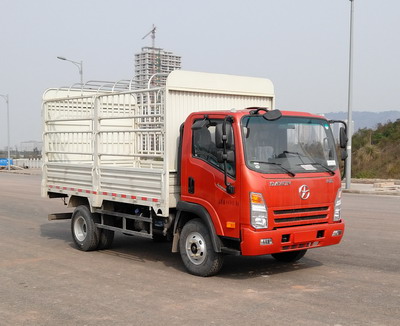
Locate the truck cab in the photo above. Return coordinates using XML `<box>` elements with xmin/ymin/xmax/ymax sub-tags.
<box><xmin>176</xmin><ymin>107</ymin><xmax>345</xmax><ymax>275</ymax></box>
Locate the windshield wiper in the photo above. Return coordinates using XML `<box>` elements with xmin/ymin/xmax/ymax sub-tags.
<box><xmin>276</xmin><ymin>151</ymin><xmax>308</xmax><ymax>164</ymax></box>
<box><xmin>280</xmin><ymin>152</ymin><xmax>336</xmax><ymax>176</ymax></box>
<box><xmin>277</xmin><ymin>150</ymin><xmax>305</xmax><ymax>158</ymax></box>
<box><xmin>283</xmin><ymin>150</ymin><xmax>302</xmax><ymax>156</ymax></box>
<box><xmin>306</xmin><ymin>162</ymin><xmax>335</xmax><ymax>176</ymax></box>
<box><xmin>250</xmin><ymin>161</ymin><xmax>296</xmax><ymax>177</ymax></box>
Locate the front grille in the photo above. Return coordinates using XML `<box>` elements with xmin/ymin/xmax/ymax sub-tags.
<box><xmin>274</xmin><ymin>206</ymin><xmax>328</xmax><ymax>215</ymax></box>
<box><xmin>274</xmin><ymin>214</ymin><xmax>328</xmax><ymax>223</ymax></box>
<box><xmin>272</xmin><ymin>206</ymin><xmax>330</xmax><ymax>228</ymax></box>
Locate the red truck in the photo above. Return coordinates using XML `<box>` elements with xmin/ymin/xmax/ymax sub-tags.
<box><xmin>42</xmin><ymin>70</ymin><xmax>347</xmax><ymax>276</ymax></box>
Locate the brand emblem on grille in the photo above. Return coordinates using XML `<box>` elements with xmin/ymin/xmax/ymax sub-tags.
<box><xmin>299</xmin><ymin>185</ymin><xmax>310</xmax><ymax>200</ymax></box>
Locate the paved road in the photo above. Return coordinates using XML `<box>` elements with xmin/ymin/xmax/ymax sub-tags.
<box><xmin>0</xmin><ymin>173</ymin><xmax>399</xmax><ymax>326</ymax></box>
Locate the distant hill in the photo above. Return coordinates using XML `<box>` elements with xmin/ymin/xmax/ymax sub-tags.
<box><xmin>351</xmin><ymin>119</ymin><xmax>400</xmax><ymax>178</ymax></box>
<box><xmin>324</xmin><ymin>111</ymin><xmax>400</xmax><ymax>131</ymax></box>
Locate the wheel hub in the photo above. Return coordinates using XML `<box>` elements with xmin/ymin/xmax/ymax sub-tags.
<box><xmin>74</xmin><ymin>215</ymin><xmax>87</xmax><ymax>242</ymax></box>
<box><xmin>185</xmin><ymin>232</ymin><xmax>206</xmax><ymax>265</ymax></box>
<box><xmin>190</xmin><ymin>243</ymin><xmax>198</xmax><ymax>254</ymax></box>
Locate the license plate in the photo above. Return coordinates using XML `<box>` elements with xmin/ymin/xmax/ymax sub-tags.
<box><xmin>294</xmin><ymin>231</ymin><xmax>316</xmax><ymax>243</ymax></box>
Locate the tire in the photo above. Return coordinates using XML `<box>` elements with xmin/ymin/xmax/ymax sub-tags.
<box><xmin>71</xmin><ymin>205</ymin><xmax>100</xmax><ymax>251</ymax></box>
<box><xmin>271</xmin><ymin>249</ymin><xmax>307</xmax><ymax>262</ymax></box>
<box><xmin>97</xmin><ymin>229</ymin><xmax>114</xmax><ymax>250</ymax></box>
<box><xmin>179</xmin><ymin>218</ymin><xmax>223</xmax><ymax>277</ymax></box>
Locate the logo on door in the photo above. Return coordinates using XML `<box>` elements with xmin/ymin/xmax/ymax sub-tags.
<box><xmin>299</xmin><ymin>185</ymin><xmax>310</xmax><ymax>200</ymax></box>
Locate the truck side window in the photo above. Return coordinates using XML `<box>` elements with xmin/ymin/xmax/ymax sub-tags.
<box><xmin>192</xmin><ymin>120</ymin><xmax>235</xmax><ymax>177</ymax></box>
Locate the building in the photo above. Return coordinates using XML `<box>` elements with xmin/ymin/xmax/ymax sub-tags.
<box><xmin>19</xmin><ymin>140</ymin><xmax>43</xmax><ymax>152</ymax></box>
<box><xmin>134</xmin><ymin>47</ymin><xmax>181</xmax><ymax>88</ymax></box>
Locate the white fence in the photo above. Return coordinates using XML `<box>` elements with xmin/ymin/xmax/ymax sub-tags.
<box><xmin>14</xmin><ymin>158</ymin><xmax>42</xmax><ymax>169</ymax></box>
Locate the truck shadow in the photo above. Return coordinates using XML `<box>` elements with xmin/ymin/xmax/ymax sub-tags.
<box><xmin>218</xmin><ymin>256</ymin><xmax>322</xmax><ymax>279</ymax></box>
<box><xmin>40</xmin><ymin>222</ymin><xmax>185</xmax><ymax>272</ymax></box>
<box><xmin>40</xmin><ymin>222</ymin><xmax>322</xmax><ymax>279</ymax></box>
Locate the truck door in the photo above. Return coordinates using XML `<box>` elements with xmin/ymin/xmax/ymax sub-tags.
<box><xmin>182</xmin><ymin>116</ymin><xmax>241</xmax><ymax>239</ymax></box>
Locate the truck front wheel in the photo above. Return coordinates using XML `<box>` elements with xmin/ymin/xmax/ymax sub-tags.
<box><xmin>271</xmin><ymin>249</ymin><xmax>307</xmax><ymax>262</ymax></box>
<box><xmin>179</xmin><ymin>218</ymin><xmax>223</xmax><ymax>277</ymax></box>
<box><xmin>71</xmin><ymin>205</ymin><xmax>100</xmax><ymax>251</ymax></box>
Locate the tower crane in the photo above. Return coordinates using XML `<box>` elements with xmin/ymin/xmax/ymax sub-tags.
<box><xmin>141</xmin><ymin>24</ymin><xmax>159</xmax><ymax>85</ymax></box>
<box><xmin>142</xmin><ymin>24</ymin><xmax>156</xmax><ymax>49</ymax></box>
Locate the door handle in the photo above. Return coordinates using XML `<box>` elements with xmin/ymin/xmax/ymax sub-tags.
<box><xmin>188</xmin><ymin>177</ymin><xmax>195</xmax><ymax>194</ymax></box>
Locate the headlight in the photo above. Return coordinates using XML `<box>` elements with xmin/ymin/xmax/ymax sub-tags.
<box><xmin>250</xmin><ymin>192</ymin><xmax>268</xmax><ymax>229</ymax></box>
<box><xmin>333</xmin><ymin>188</ymin><xmax>342</xmax><ymax>222</ymax></box>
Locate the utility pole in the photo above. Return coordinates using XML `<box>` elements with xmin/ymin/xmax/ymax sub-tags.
<box><xmin>0</xmin><ymin>94</ymin><xmax>11</xmax><ymax>171</ymax></box>
<box><xmin>345</xmin><ymin>0</ymin><xmax>355</xmax><ymax>189</ymax></box>
<box><xmin>57</xmin><ymin>56</ymin><xmax>84</xmax><ymax>86</ymax></box>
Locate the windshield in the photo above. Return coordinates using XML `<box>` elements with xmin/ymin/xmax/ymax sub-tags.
<box><xmin>241</xmin><ymin>115</ymin><xmax>338</xmax><ymax>175</ymax></box>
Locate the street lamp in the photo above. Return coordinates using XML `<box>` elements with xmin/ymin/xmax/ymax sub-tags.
<box><xmin>57</xmin><ymin>56</ymin><xmax>83</xmax><ymax>85</ymax></box>
<box><xmin>0</xmin><ymin>94</ymin><xmax>11</xmax><ymax>171</ymax></box>
<box><xmin>345</xmin><ymin>0</ymin><xmax>355</xmax><ymax>189</ymax></box>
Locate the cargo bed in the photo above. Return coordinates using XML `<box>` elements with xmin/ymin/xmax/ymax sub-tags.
<box><xmin>42</xmin><ymin>70</ymin><xmax>274</xmax><ymax>217</ymax></box>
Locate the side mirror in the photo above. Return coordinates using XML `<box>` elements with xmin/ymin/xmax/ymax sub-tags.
<box><xmin>341</xmin><ymin>148</ymin><xmax>348</xmax><ymax>161</ymax></box>
<box><xmin>216</xmin><ymin>149</ymin><xmax>235</xmax><ymax>164</ymax></box>
<box><xmin>216</xmin><ymin>117</ymin><xmax>235</xmax><ymax>194</ymax></box>
<box><xmin>215</xmin><ymin>123</ymin><xmax>233</xmax><ymax>149</ymax></box>
<box><xmin>192</xmin><ymin>118</ymin><xmax>210</xmax><ymax>130</ymax></box>
<box><xmin>339</xmin><ymin>127</ymin><xmax>348</xmax><ymax>149</ymax></box>
<box><xmin>242</xmin><ymin>126</ymin><xmax>250</xmax><ymax>138</ymax></box>
<box><xmin>323</xmin><ymin>138</ymin><xmax>330</xmax><ymax>151</ymax></box>
<box><xmin>263</xmin><ymin>109</ymin><xmax>282</xmax><ymax>121</ymax></box>
<box><xmin>329</xmin><ymin>120</ymin><xmax>348</xmax><ymax>179</ymax></box>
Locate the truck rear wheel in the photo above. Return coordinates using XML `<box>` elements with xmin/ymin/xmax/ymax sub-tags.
<box><xmin>271</xmin><ymin>249</ymin><xmax>307</xmax><ymax>262</ymax></box>
<box><xmin>71</xmin><ymin>205</ymin><xmax>100</xmax><ymax>251</ymax></box>
<box><xmin>179</xmin><ymin>218</ymin><xmax>223</xmax><ymax>277</ymax></box>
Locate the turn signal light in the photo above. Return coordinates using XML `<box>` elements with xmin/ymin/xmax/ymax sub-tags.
<box><xmin>251</xmin><ymin>193</ymin><xmax>264</xmax><ymax>204</ymax></box>
<box><xmin>226</xmin><ymin>222</ymin><xmax>236</xmax><ymax>229</ymax></box>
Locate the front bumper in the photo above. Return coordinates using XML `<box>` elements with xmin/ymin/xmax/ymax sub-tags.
<box><xmin>240</xmin><ymin>221</ymin><xmax>345</xmax><ymax>256</ymax></box>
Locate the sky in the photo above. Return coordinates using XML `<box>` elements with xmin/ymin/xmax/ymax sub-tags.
<box><xmin>0</xmin><ymin>0</ymin><xmax>399</xmax><ymax>149</ymax></box>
